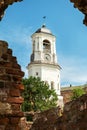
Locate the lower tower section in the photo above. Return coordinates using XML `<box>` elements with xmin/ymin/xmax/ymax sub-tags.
<box><xmin>27</xmin><ymin>62</ymin><xmax>63</xmax><ymax>107</ymax></box>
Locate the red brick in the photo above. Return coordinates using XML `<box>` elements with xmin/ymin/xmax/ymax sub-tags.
<box><xmin>0</xmin><ymin>74</ymin><xmax>12</xmax><ymax>81</ymax></box>
<box><xmin>9</xmin><ymin>89</ymin><xmax>20</xmax><ymax>97</ymax></box>
<box><xmin>6</xmin><ymin>68</ymin><xmax>24</xmax><ymax>77</ymax></box>
<box><xmin>10</xmin><ymin>117</ymin><xmax>20</xmax><ymax>124</ymax></box>
<box><xmin>5</xmin><ymin>82</ymin><xmax>17</xmax><ymax>89</ymax></box>
<box><xmin>16</xmin><ymin>84</ymin><xmax>24</xmax><ymax>90</ymax></box>
<box><xmin>0</xmin><ymin>41</ymin><xmax>24</xmax><ymax>129</ymax></box>
<box><xmin>0</xmin><ymin>118</ymin><xmax>9</xmax><ymax>125</ymax></box>
<box><xmin>12</xmin><ymin>63</ymin><xmax>21</xmax><ymax>69</ymax></box>
<box><xmin>7</xmin><ymin>97</ymin><xmax>24</xmax><ymax>104</ymax></box>
<box><xmin>0</xmin><ymin>61</ymin><xmax>8</xmax><ymax>67</ymax></box>
<box><xmin>12</xmin><ymin>111</ymin><xmax>24</xmax><ymax>117</ymax></box>
<box><xmin>12</xmin><ymin>75</ymin><xmax>22</xmax><ymax>82</ymax></box>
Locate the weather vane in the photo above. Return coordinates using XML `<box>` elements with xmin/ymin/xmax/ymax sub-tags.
<box><xmin>43</xmin><ymin>16</ymin><xmax>46</xmax><ymax>26</ymax></box>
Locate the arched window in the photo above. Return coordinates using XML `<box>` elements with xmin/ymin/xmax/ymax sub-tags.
<box><xmin>43</xmin><ymin>39</ymin><xmax>51</xmax><ymax>52</ymax></box>
<box><xmin>51</xmin><ymin>81</ymin><xmax>54</xmax><ymax>89</ymax></box>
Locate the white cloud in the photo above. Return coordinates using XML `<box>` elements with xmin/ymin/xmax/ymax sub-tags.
<box><xmin>58</xmin><ymin>54</ymin><xmax>87</xmax><ymax>87</ymax></box>
<box><xmin>0</xmin><ymin>25</ymin><xmax>32</xmax><ymax>49</ymax></box>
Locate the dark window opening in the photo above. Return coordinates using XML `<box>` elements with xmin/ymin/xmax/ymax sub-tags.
<box><xmin>43</xmin><ymin>39</ymin><xmax>51</xmax><ymax>52</ymax></box>
<box><xmin>36</xmin><ymin>72</ymin><xmax>38</xmax><ymax>76</ymax></box>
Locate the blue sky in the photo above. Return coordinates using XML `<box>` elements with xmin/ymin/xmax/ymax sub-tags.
<box><xmin>0</xmin><ymin>0</ymin><xmax>87</xmax><ymax>87</ymax></box>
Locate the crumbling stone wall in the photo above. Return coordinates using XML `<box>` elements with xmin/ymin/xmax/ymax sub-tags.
<box><xmin>55</xmin><ymin>94</ymin><xmax>87</xmax><ymax>130</ymax></box>
<box><xmin>30</xmin><ymin>107</ymin><xmax>63</xmax><ymax>130</ymax></box>
<box><xmin>31</xmin><ymin>94</ymin><xmax>87</xmax><ymax>130</ymax></box>
<box><xmin>0</xmin><ymin>40</ymin><xmax>24</xmax><ymax>130</ymax></box>
<box><xmin>61</xmin><ymin>89</ymin><xmax>73</xmax><ymax>104</ymax></box>
<box><xmin>61</xmin><ymin>86</ymin><xmax>87</xmax><ymax>104</ymax></box>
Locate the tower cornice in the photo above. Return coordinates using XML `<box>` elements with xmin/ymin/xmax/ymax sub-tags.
<box><xmin>27</xmin><ymin>61</ymin><xmax>61</xmax><ymax>70</ymax></box>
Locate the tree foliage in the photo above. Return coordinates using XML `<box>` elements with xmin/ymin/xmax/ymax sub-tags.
<box><xmin>71</xmin><ymin>87</ymin><xmax>85</xmax><ymax>100</ymax></box>
<box><xmin>22</xmin><ymin>76</ymin><xmax>58</xmax><ymax>112</ymax></box>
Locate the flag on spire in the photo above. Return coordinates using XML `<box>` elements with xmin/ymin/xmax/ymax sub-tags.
<box><xmin>43</xmin><ymin>16</ymin><xmax>46</xmax><ymax>19</ymax></box>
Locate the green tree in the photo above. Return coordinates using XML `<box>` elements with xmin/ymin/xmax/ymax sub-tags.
<box><xmin>71</xmin><ymin>87</ymin><xmax>85</xmax><ymax>100</ymax></box>
<box><xmin>22</xmin><ymin>76</ymin><xmax>58</xmax><ymax>112</ymax></box>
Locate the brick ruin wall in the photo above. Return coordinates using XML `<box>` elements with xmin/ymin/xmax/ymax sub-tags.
<box><xmin>61</xmin><ymin>90</ymin><xmax>73</xmax><ymax>104</ymax></box>
<box><xmin>61</xmin><ymin>87</ymin><xmax>87</xmax><ymax>104</ymax></box>
<box><xmin>0</xmin><ymin>40</ymin><xmax>24</xmax><ymax>130</ymax></box>
<box><xmin>31</xmin><ymin>94</ymin><xmax>87</xmax><ymax>130</ymax></box>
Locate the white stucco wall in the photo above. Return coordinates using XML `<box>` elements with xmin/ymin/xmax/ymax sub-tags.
<box><xmin>28</xmin><ymin>63</ymin><xmax>60</xmax><ymax>95</ymax></box>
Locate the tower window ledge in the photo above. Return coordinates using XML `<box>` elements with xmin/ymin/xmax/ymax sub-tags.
<box><xmin>43</xmin><ymin>49</ymin><xmax>51</xmax><ymax>53</ymax></box>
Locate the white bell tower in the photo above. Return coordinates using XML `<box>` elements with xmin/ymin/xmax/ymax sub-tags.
<box><xmin>27</xmin><ymin>25</ymin><xmax>63</xmax><ymax>107</ymax></box>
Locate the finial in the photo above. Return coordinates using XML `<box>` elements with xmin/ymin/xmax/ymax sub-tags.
<box><xmin>42</xmin><ymin>16</ymin><xmax>46</xmax><ymax>27</ymax></box>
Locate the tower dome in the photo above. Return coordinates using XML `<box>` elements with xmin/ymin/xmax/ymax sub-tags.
<box><xmin>35</xmin><ymin>24</ymin><xmax>53</xmax><ymax>35</ymax></box>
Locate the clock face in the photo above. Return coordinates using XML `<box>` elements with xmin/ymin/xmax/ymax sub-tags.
<box><xmin>44</xmin><ymin>54</ymin><xmax>51</xmax><ymax>61</ymax></box>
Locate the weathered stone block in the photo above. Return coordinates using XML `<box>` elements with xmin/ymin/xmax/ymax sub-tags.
<box><xmin>0</xmin><ymin>102</ymin><xmax>12</xmax><ymax>115</ymax></box>
<box><xmin>0</xmin><ymin>88</ymin><xmax>9</xmax><ymax>101</ymax></box>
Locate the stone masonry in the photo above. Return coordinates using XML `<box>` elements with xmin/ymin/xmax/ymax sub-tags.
<box><xmin>0</xmin><ymin>40</ymin><xmax>24</xmax><ymax>130</ymax></box>
<box><xmin>31</xmin><ymin>94</ymin><xmax>87</xmax><ymax>130</ymax></box>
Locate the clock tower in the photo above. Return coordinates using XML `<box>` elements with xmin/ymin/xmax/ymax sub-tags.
<box><xmin>27</xmin><ymin>25</ymin><xmax>63</xmax><ymax>107</ymax></box>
